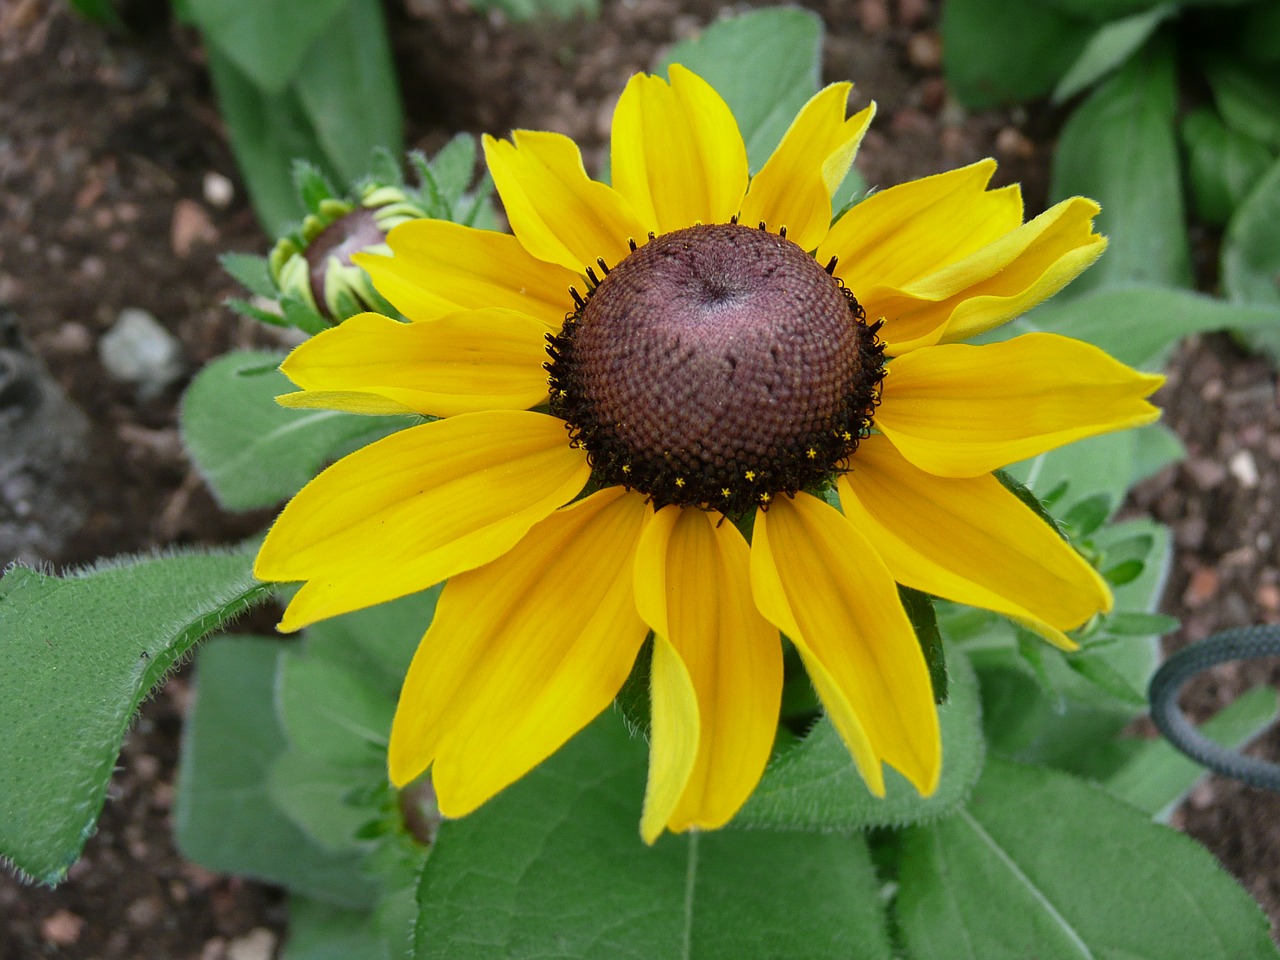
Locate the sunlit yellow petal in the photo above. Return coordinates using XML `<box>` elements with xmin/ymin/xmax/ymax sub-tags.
<box><xmin>354</xmin><ymin>219</ymin><xmax>578</xmax><ymax>329</ymax></box>
<box><xmin>739</xmin><ymin>85</ymin><xmax>875</xmax><ymax>252</ymax></box>
<box><xmin>611</xmin><ymin>64</ymin><xmax>748</xmax><ymax>235</ymax></box>
<box><xmin>866</xmin><ymin>198</ymin><xmax>1108</xmax><ymax>353</ymax></box>
<box><xmin>820</xmin><ymin>160</ymin><xmax>1020</xmax><ymax>291</ymax></box>
<box><xmin>483</xmin><ymin>131</ymin><xmax>648</xmax><ymax>273</ymax></box>
<box><xmin>876</xmin><ymin>333</ymin><xmax>1164</xmax><ymax>477</ymax></box>
<box><xmin>839</xmin><ymin>435</ymin><xmax>1111</xmax><ymax>647</ymax></box>
<box><xmin>275</xmin><ymin>310</ymin><xmax>551</xmax><ymax>417</ymax></box>
<box><xmin>750</xmin><ymin>493</ymin><xmax>941</xmax><ymax>797</ymax></box>
<box><xmin>633</xmin><ymin>507</ymin><xmax>781</xmax><ymax>842</ymax></box>
<box><xmin>255</xmin><ymin>411</ymin><xmax>589</xmax><ymax>631</ymax></box>
<box><xmin>388</xmin><ymin>487</ymin><xmax>651</xmax><ymax>814</ymax></box>
<box><xmin>640</xmin><ymin>634</ymin><xmax>699</xmax><ymax>845</ymax></box>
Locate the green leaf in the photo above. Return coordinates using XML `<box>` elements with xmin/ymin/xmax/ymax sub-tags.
<box><xmin>277</xmin><ymin>646</ymin><xmax>395</xmax><ymax>767</ymax></box>
<box><xmin>294</xmin><ymin>160</ymin><xmax>339</xmax><ymax>212</ymax></box>
<box><xmin>897</xmin><ymin>758</ymin><xmax>1280</xmax><ymax>960</ymax></box>
<box><xmin>413</xmin><ymin>712</ymin><xmax>892</xmax><ymax>960</ymax></box>
<box><xmin>220</xmin><ymin>251</ymin><xmax>277</xmax><ymax>299</ymax></box>
<box><xmin>293</xmin><ymin>0</ymin><xmax>403</xmax><ymax>185</ymax></box>
<box><xmin>1103</xmin><ymin>611</ymin><xmax>1179</xmax><ymax>636</ymax></box>
<box><xmin>1039</xmin><ymin>0</ymin><xmax>1175</xmax><ymax>19</ymax></box>
<box><xmin>900</xmin><ymin>585</ymin><xmax>948</xmax><ymax>703</ymax></box>
<box><xmin>1051</xmin><ymin>42</ymin><xmax>1191</xmax><ymax>294</ymax></box>
<box><xmin>966</xmin><ymin>520</ymin><xmax>1171</xmax><ymax>777</ymax></box>
<box><xmin>180</xmin><ymin>350</ymin><xmax>408</xmax><ymax>511</ymax></box>
<box><xmin>1063</xmin><ymin>492</ymin><xmax>1112</xmax><ymax>538</ymax></box>
<box><xmin>1065</xmin><ymin>650</ymin><xmax>1147</xmax><ymax>705</ymax></box>
<box><xmin>469</xmin><ymin>0</ymin><xmax>598</xmax><ymax>20</ymax></box>
<box><xmin>185</xmin><ymin>0</ymin><xmax>348</xmax><ymax>93</ymax></box>
<box><xmin>205</xmin><ymin>46</ymin><xmax>333</xmax><ymax>234</ymax></box>
<box><xmin>268</xmin><ymin>751</ymin><xmax>377</xmax><ymax>852</ymax></box>
<box><xmin>67</xmin><ymin>0</ymin><xmax>123</xmax><ymax>28</ymax></box>
<box><xmin>1237</xmin><ymin>0</ymin><xmax>1280</xmax><ymax>65</ymax></box>
<box><xmin>1102</xmin><ymin>557</ymin><xmax>1145</xmax><ymax>586</ymax></box>
<box><xmin>1222</xmin><ymin>156</ymin><xmax>1280</xmax><ymax>358</ymax></box>
<box><xmin>941</xmin><ymin>0</ymin><xmax>1094</xmax><ymax>108</ymax></box>
<box><xmin>301</xmin><ymin>587</ymin><xmax>440</xmax><ymax>694</ymax></box>
<box><xmin>1182</xmin><ymin>108</ymin><xmax>1275</xmax><ymax>226</ymax></box>
<box><xmin>1008</xmin><ymin>421</ymin><xmax>1183</xmax><ymax>520</ymax></box>
<box><xmin>423</xmin><ymin>134</ymin><xmax>478</xmax><ymax>216</ymax></box>
<box><xmin>174</xmin><ymin>636</ymin><xmax>379</xmax><ymax>906</ymax></box>
<box><xmin>0</xmin><ymin>547</ymin><xmax>270</xmax><ymax>882</ymax></box>
<box><xmin>284</xmin><ymin>896</ymin><xmax>392</xmax><ymax>960</ymax></box>
<box><xmin>659</xmin><ymin>8</ymin><xmax>823</xmax><ymax>172</ymax></box>
<box><xmin>1013</xmin><ymin>284</ymin><xmax>1280</xmax><ymax>369</ymax></box>
<box><xmin>1205</xmin><ymin>58</ymin><xmax>1280</xmax><ymax>151</ymax></box>
<box><xmin>734</xmin><ymin>651</ymin><xmax>983</xmax><ymax>831</ymax></box>
<box><xmin>1052</xmin><ymin>3</ymin><xmax>1174</xmax><ymax>102</ymax></box>
<box><xmin>1106</xmin><ymin>685</ymin><xmax>1280</xmax><ymax>819</ymax></box>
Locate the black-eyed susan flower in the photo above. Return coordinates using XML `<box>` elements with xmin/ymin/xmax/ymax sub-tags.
<box><xmin>253</xmin><ymin>66</ymin><xmax>1163</xmax><ymax>843</ymax></box>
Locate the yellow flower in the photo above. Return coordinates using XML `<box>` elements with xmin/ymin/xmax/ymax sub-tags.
<box><xmin>253</xmin><ymin>66</ymin><xmax>1163</xmax><ymax>842</ymax></box>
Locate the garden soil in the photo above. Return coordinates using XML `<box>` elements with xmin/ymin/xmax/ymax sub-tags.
<box><xmin>1</xmin><ymin>0</ymin><xmax>1277</xmax><ymax>956</ymax></box>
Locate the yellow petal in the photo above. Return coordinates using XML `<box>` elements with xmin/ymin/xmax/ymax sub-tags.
<box><xmin>750</xmin><ymin>493</ymin><xmax>941</xmax><ymax>797</ymax></box>
<box><xmin>633</xmin><ymin>507</ymin><xmax>782</xmax><ymax>842</ymax></box>
<box><xmin>354</xmin><ymin>219</ymin><xmax>578</xmax><ymax>329</ymax></box>
<box><xmin>876</xmin><ymin>333</ymin><xmax>1165</xmax><ymax>477</ymax></box>
<box><xmin>254</xmin><ymin>411</ymin><xmax>589</xmax><ymax>631</ymax></box>
<box><xmin>483</xmin><ymin>130</ymin><xmax>648</xmax><ymax>273</ymax></box>
<box><xmin>739</xmin><ymin>85</ymin><xmax>875</xmax><ymax>252</ymax></box>
<box><xmin>610</xmin><ymin>64</ymin><xmax>749</xmax><ymax>235</ymax></box>
<box><xmin>867</xmin><ymin>198</ymin><xmax>1109</xmax><ymax>353</ymax></box>
<box><xmin>640</xmin><ymin>635</ymin><xmax>700</xmax><ymax>845</ymax></box>
<box><xmin>274</xmin><ymin>310</ymin><xmax>551</xmax><ymax>417</ymax></box>
<box><xmin>839</xmin><ymin>435</ymin><xmax>1111</xmax><ymax>648</ymax></box>
<box><xmin>820</xmin><ymin>160</ymin><xmax>1020</xmax><ymax>288</ymax></box>
<box><xmin>389</xmin><ymin>487</ymin><xmax>651</xmax><ymax>815</ymax></box>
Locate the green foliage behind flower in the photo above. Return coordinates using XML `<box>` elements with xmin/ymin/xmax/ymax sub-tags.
<box><xmin>943</xmin><ymin>0</ymin><xmax>1280</xmax><ymax>356</ymax></box>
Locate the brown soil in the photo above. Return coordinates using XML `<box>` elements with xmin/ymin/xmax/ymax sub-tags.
<box><xmin>1</xmin><ymin>0</ymin><xmax>1277</xmax><ymax>956</ymax></box>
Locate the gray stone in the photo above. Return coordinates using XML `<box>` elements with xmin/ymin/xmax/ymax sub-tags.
<box><xmin>98</xmin><ymin>307</ymin><xmax>184</xmax><ymax>398</ymax></box>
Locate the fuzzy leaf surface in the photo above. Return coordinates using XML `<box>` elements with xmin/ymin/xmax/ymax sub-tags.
<box><xmin>1222</xmin><ymin>156</ymin><xmax>1280</xmax><ymax>358</ymax></box>
<box><xmin>1051</xmin><ymin>42</ymin><xmax>1191</xmax><ymax>294</ymax></box>
<box><xmin>181</xmin><ymin>350</ymin><xmax>407</xmax><ymax>511</ymax></box>
<box><xmin>897</xmin><ymin>758</ymin><xmax>1280</xmax><ymax>960</ymax></box>
<box><xmin>942</xmin><ymin>0</ymin><xmax>1093</xmax><ymax>108</ymax></box>
<box><xmin>174</xmin><ymin>636</ymin><xmax>378</xmax><ymax>906</ymax></box>
<box><xmin>733</xmin><ymin>651</ymin><xmax>982</xmax><ymax>831</ymax></box>
<box><xmin>0</xmin><ymin>547</ymin><xmax>269</xmax><ymax>882</ymax></box>
<box><xmin>413</xmin><ymin>712</ymin><xmax>891</xmax><ymax>960</ymax></box>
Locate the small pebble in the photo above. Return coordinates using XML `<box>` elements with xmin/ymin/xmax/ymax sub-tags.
<box><xmin>171</xmin><ymin>198</ymin><xmax>218</xmax><ymax>257</ymax></box>
<box><xmin>1228</xmin><ymin>449</ymin><xmax>1259</xmax><ymax>488</ymax></box>
<box><xmin>44</xmin><ymin>321</ymin><xmax>93</xmax><ymax>355</ymax></box>
<box><xmin>126</xmin><ymin>894</ymin><xmax>163</xmax><ymax>928</ymax></box>
<box><xmin>906</xmin><ymin>31</ymin><xmax>943</xmax><ymax>72</ymax></box>
<box><xmin>1183</xmin><ymin>457</ymin><xmax>1227</xmax><ymax>490</ymax></box>
<box><xmin>203</xmin><ymin>171</ymin><xmax>235</xmax><ymax>208</ymax></box>
<box><xmin>1184</xmin><ymin>566</ymin><xmax>1220</xmax><ymax>607</ymax></box>
<box><xmin>41</xmin><ymin>909</ymin><xmax>84</xmax><ymax>946</ymax></box>
<box><xmin>995</xmin><ymin>126</ymin><xmax>1035</xmax><ymax>160</ymax></box>
<box><xmin>227</xmin><ymin>927</ymin><xmax>277</xmax><ymax>960</ymax></box>
<box><xmin>98</xmin><ymin>307</ymin><xmax>185</xmax><ymax>398</ymax></box>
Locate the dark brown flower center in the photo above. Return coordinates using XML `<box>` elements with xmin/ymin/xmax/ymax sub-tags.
<box><xmin>546</xmin><ymin>223</ymin><xmax>884</xmax><ymax>517</ymax></box>
<box><xmin>305</xmin><ymin>207</ymin><xmax>385</xmax><ymax>315</ymax></box>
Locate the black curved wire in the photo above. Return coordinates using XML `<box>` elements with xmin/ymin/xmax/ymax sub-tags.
<box><xmin>1148</xmin><ymin>625</ymin><xmax>1280</xmax><ymax>793</ymax></box>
